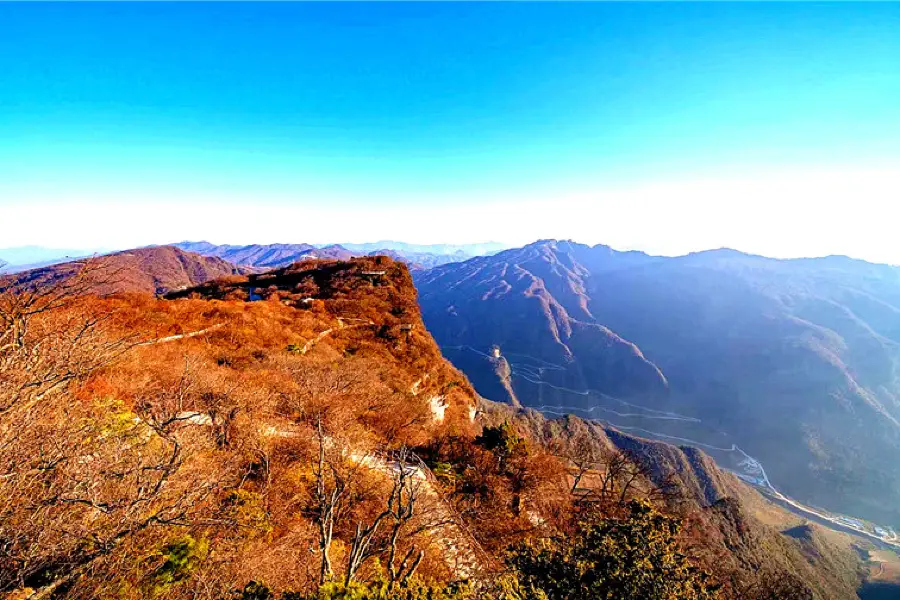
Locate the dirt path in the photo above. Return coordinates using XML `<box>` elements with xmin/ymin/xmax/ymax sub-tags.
<box><xmin>298</xmin><ymin>318</ymin><xmax>374</xmax><ymax>355</ymax></box>
<box><xmin>139</xmin><ymin>323</ymin><xmax>225</xmax><ymax>346</ymax></box>
<box><xmin>186</xmin><ymin>412</ymin><xmax>490</xmax><ymax>578</ymax></box>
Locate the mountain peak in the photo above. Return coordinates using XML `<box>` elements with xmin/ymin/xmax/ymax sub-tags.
<box><xmin>1</xmin><ymin>245</ymin><xmax>247</xmax><ymax>296</ymax></box>
<box><xmin>417</xmin><ymin>238</ymin><xmax>900</xmax><ymax>533</ymax></box>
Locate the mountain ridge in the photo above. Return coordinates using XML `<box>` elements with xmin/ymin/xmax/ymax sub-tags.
<box><xmin>173</xmin><ymin>240</ymin><xmax>492</xmax><ymax>270</ymax></box>
<box><xmin>0</xmin><ymin>246</ymin><xmax>248</xmax><ymax>296</ymax></box>
<box><xmin>173</xmin><ymin>241</ymin><xmax>355</xmax><ymax>267</ymax></box>
<box><xmin>483</xmin><ymin>402</ymin><xmax>869</xmax><ymax>600</ymax></box>
<box><xmin>415</xmin><ymin>239</ymin><xmax>900</xmax><ymax>530</ymax></box>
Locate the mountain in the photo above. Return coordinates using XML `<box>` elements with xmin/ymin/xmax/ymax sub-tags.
<box><xmin>169</xmin><ymin>255</ymin><xmax>428</xmax><ymax>326</ymax></box>
<box><xmin>415</xmin><ymin>239</ymin><xmax>900</xmax><ymax>530</ymax></box>
<box><xmin>340</xmin><ymin>240</ymin><xmax>507</xmax><ymax>257</ymax></box>
<box><xmin>364</xmin><ymin>248</ymin><xmax>469</xmax><ymax>270</ymax></box>
<box><xmin>0</xmin><ymin>246</ymin><xmax>247</xmax><ymax>296</ymax></box>
<box><xmin>165</xmin><ymin>254</ymin><xmax>479</xmax><ymax>430</ymax></box>
<box><xmin>166</xmin><ymin>255</ymin><xmax>478</xmax><ymax>419</ymax></box>
<box><xmin>1</xmin><ymin>253</ymin><xmax>483</xmax><ymax>598</ymax></box>
<box><xmin>0</xmin><ymin>258</ymin><xmax>7</xmax><ymax>272</ymax></box>
<box><xmin>416</xmin><ymin>240</ymin><xmax>669</xmax><ymax>407</ymax></box>
<box><xmin>316</xmin><ymin>244</ymin><xmax>357</xmax><ymax>260</ymax></box>
<box><xmin>173</xmin><ymin>241</ymin><xmax>354</xmax><ymax>267</ymax></box>
<box><xmin>175</xmin><ymin>241</ymin><xmax>494</xmax><ymax>271</ymax></box>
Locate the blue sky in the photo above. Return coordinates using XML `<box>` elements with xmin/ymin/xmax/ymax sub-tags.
<box><xmin>2</xmin><ymin>3</ymin><xmax>900</xmax><ymax>261</ymax></box>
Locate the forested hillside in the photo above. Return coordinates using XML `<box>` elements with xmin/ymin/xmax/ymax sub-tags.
<box><xmin>0</xmin><ymin>254</ymin><xmax>879</xmax><ymax>599</ymax></box>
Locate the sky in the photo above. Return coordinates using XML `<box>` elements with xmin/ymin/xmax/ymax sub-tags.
<box><xmin>2</xmin><ymin>2</ymin><xmax>900</xmax><ymax>263</ymax></box>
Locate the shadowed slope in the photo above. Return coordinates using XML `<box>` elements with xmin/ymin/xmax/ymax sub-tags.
<box><xmin>416</xmin><ymin>239</ymin><xmax>900</xmax><ymax>529</ymax></box>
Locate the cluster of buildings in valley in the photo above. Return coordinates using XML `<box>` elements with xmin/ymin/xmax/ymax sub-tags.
<box><xmin>734</xmin><ymin>472</ymin><xmax>768</xmax><ymax>487</ymax></box>
<box><xmin>827</xmin><ymin>515</ymin><xmax>898</xmax><ymax>545</ymax></box>
<box><xmin>729</xmin><ymin>461</ymin><xmax>900</xmax><ymax>547</ymax></box>
<box><xmin>732</xmin><ymin>454</ymin><xmax>769</xmax><ymax>487</ymax></box>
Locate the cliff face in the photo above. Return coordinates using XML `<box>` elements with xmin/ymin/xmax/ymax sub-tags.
<box><xmin>167</xmin><ymin>255</ymin><xmax>479</xmax><ymax>421</ymax></box>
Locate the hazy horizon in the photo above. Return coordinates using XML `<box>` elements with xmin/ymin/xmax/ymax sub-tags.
<box><xmin>5</xmin><ymin>236</ymin><xmax>900</xmax><ymax>270</ymax></box>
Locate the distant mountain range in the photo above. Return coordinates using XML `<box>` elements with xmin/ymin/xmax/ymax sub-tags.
<box><xmin>173</xmin><ymin>242</ymin><xmax>355</xmax><ymax>268</ymax></box>
<box><xmin>338</xmin><ymin>241</ymin><xmax>507</xmax><ymax>257</ymax></box>
<box><xmin>0</xmin><ymin>241</ymin><xmax>505</xmax><ymax>274</ymax></box>
<box><xmin>415</xmin><ymin>239</ymin><xmax>900</xmax><ymax>530</ymax></box>
<box><xmin>0</xmin><ymin>245</ymin><xmax>106</xmax><ymax>265</ymax></box>
<box><xmin>0</xmin><ymin>239</ymin><xmax>504</xmax><ymax>295</ymax></box>
<box><xmin>173</xmin><ymin>240</ymin><xmax>505</xmax><ymax>270</ymax></box>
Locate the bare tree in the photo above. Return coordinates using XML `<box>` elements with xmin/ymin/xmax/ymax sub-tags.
<box><xmin>555</xmin><ymin>432</ymin><xmax>678</xmax><ymax>510</ymax></box>
<box><xmin>344</xmin><ymin>447</ymin><xmax>427</xmax><ymax>588</ymax></box>
<box><xmin>288</xmin><ymin>359</ymin><xmax>375</xmax><ymax>585</ymax></box>
<box><xmin>0</xmin><ymin>276</ymin><xmax>238</xmax><ymax>598</ymax></box>
<box><xmin>553</xmin><ymin>429</ymin><xmax>606</xmax><ymax>494</ymax></box>
<box><xmin>311</xmin><ymin>414</ymin><xmax>348</xmax><ymax>585</ymax></box>
<box><xmin>0</xmin><ymin>262</ymin><xmax>136</xmax><ymax>418</ymax></box>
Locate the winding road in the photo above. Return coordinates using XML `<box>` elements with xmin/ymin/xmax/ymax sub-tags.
<box><xmin>444</xmin><ymin>343</ymin><xmax>900</xmax><ymax>549</ymax></box>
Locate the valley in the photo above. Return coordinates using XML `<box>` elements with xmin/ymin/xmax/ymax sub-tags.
<box><xmin>444</xmin><ymin>342</ymin><xmax>900</xmax><ymax>551</ymax></box>
<box><xmin>418</xmin><ymin>239</ymin><xmax>900</xmax><ymax>536</ymax></box>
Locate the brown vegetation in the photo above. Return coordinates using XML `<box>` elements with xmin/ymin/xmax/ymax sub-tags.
<box><xmin>0</xmin><ymin>256</ymin><xmax>865</xmax><ymax>599</ymax></box>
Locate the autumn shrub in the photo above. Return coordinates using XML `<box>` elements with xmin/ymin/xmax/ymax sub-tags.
<box><xmin>506</xmin><ymin>499</ymin><xmax>719</xmax><ymax>600</ymax></box>
<box><xmin>236</xmin><ymin>576</ymin><xmax>475</xmax><ymax>600</ymax></box>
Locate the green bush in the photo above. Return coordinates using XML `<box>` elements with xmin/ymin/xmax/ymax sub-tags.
<box><xmin>506</xmin><ymin>500</ymin><xmax>719</xmax><ymax>600</ymax></box>
<box><xmin>476</xmin><ymin>422</ymin><xmax>528</xmax><ymax>471</ymax></box>
<box><xmin>143</xmin><ymin>535</ymin><xmax>208</xmax><ymax>596</ymax></box>
<box><xmin>238</xmin><ymin>581</ymin><xmax>274</xmax><ymax>599</ymax></box>
<box><xmin>237</xmin><ymin>576</ymin><xmax>473</xmax><ymax>600</ymax></box>
<box><xmin>314</xmin><ymin>579</ymin><xmax>473</xmax><ymax>600</ymax></box>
